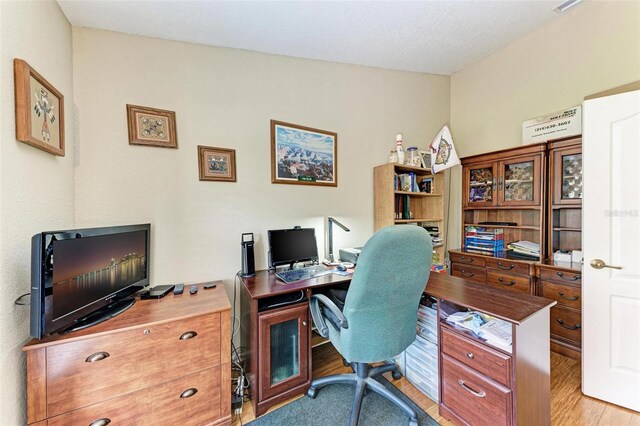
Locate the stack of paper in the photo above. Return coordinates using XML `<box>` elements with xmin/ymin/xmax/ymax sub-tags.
<box><xmin>478</xmin><ymin>319</ymin><xmax>512</xmax><ymax>353</ymax></box>
<box><xmin>507</xmin><ymin>240</ymin><xmax>540</xmax><ymax>256</ymax></box>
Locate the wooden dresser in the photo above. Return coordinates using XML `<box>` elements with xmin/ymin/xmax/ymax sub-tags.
<box><xmin>22</xmin><ymin>282</ymin><xmax>231</xmax><ymax>426</ymax></box>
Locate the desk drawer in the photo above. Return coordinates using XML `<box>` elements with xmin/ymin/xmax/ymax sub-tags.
<box><xmin>441</xmin><ymin>327</ymin><xmax>511</xmax><ymax>387</ymax></box>
<box><xmin>441</xmin><ymin>355</ymin><xmax>512</xmax><ymax>426</ymax></box>
<box><xmin>550</xmin><ymin>306</ymin><xmax>582</xmax><ymax>345</ymax></box>
<box><xmin>540</xmin><ymin>268</ymin><xmax>582</xmax><ymax>285</ymax></box>
<box><xmin>451</xmin><ymin>264</ymin><xmax>486</xmax><ymax>284</ymax></box>
<box><xmin>450</xmin><ymin>253</ymin><xmax>486</xmax><ymax>267</ymax></box>
<box><xmin>541</xmin><ymin>281</ymin><xmax>581</xmax><ymax>310</ymax></box>
<box><xmin>486</xmin><ymin>270</ymin><xmax>531</xmax><ymax>294</ymax></box>
<box><xmin>46</xmin><ymin>313</ymin><xmax>220</xmax><ymax>416</ymax></box>
<box><xmin>485</xmin><ymin>259</ymin><xmax>530</xmax><ymax>276</ymax></box>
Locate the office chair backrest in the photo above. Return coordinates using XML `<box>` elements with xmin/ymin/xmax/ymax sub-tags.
<box><xmin>339</xmin><ymin>225</ymin><xmax>432</xmax><ymax>363</ymax></box>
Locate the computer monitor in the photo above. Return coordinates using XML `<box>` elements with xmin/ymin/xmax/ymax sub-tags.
<box><xmin>268</xmin><ymin>228</ymin><xmax>319</xmax><ymax>269</ymax></box>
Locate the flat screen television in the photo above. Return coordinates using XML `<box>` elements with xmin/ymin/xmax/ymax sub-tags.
<box><xmin>30</xmin><ymin>224</ymin><xmax>150</xmax><ymax>339</ymax></box>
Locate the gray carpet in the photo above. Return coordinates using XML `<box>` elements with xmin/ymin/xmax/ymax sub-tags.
<box><xmin>247</xmin><ymin>377</ymin><xmax>439</xmax><ymax>426</ymax></box>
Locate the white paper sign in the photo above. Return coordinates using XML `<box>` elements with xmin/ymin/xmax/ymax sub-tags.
<box><xmin>522</xmin><ymin>106</ymin><xmax>581</xmax><ymax>145</ymax></box>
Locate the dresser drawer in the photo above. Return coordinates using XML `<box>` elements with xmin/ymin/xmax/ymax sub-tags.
<box><xmin>450</xmin><ymin>252</ymin><xmax>486</xmax><ymax>267</ymax></box>
<box><xmin>485</xmin><ymin>259</ymin><xmax>529</xmax><ymax>276</ymax></box>
<box><xmin>486</xmin><ymin>270</ymin><xmax>531</xmax><ymax>294</ymax></box>
<box><xmin>451</xmin><ymin>264</ymin><xmax>486</xmax><ymax>284</ymax></box>
<box><xmin>540</xmin><ymin>268</ymin><xmax>582</xmax><ymax>285</ymax></box>
<box><xmin>46</xmin><ymin>313</ymin><xmax>221</xmax><ymax>416</ymax></box>
<box><xmin>48</xmin><ymin>367</ymin><xmax>221</xmax><ymax>426</ymax></box>
<box><xmin>541</xmin><ymin>281</ymin><xmax>581</xmax><ymax>310</ymax></box>
<box><xmin>550</xmin><ymin>306</ymin><xmax>582</xmax><ymax>345</ymax></box>
<box><xmin>441</xmin><ymin>327</ymin><xmax>511</xmax><ymax>387</ymax></box>
<box><xmin>441</xmin><ymin>355</ymin><xmax>512</xmax><ymax>426</ymax></box>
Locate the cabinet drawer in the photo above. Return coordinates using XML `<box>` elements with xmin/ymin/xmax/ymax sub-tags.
<box><xmin>451</xmin><ymin>264</ymin><xmax>486</xmax><ymax>284</ymax></box>
<box><xmin>540</xmin><ymin>268</ymin><xmax>582</xmax><ymax>285</ymax></box>
<box><xmin>441</xmin><ymin>355</ymin><xmax>512</xmax><ymax>426</ymax></box>
<box><xmin>450</xmin><ymin>253</ymin><xmax>486</xmax><ymax>267</ymax></box>
<box><xmin>486</xmin><ymin>270</ymin><xmax>531</xmax><ymax>294</ymax></box>
<box><xmin>441</xmin><ymin>327</ymin><xmax>511</xmax><ymax>387</ymax></box>
<box><xmin>550</xmin><ymin>306</ymin><xmax>582</xmax><ymax>345</ymax></box>
<box><xmin>541</xmin><ymin>281</ymin><xmax>581</xmax><ymax>310</ymax></box>
<box><xmin>485</xmin><ymin>259</ymin><xmax>529</xmax><ymax>276</ymax></box>
<box><xmin>48</xmin><ymin>367</ymin><xmax>221</xmax><ymax>426</ymax></box>
<box><xmin>46</xmin><ymin>313</ymin><xmax>220</xmax><ymax>416</ymax></box>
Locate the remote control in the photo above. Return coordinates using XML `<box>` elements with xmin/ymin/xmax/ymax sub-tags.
<box><xmin>190</xmin><ymin>285</ymin><xmax>198</xmax><ymax>295</ymax></box>
<box><xmin>204</xmin><ymin>282</ymin><xmax>217</xmax><ymax>289</ymax></box>
<box><xmin>173</xmin><ymin>284</ymin><xmax>184</xmax><ymax>295</ymax></box>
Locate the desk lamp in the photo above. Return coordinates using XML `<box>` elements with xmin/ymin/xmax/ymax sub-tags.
<box><xmin>325</xmin><ymin>217</ymin><xmax>350</xmax><ymax>265</ymax></box>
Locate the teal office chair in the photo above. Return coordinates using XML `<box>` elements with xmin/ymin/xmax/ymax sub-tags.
<box><xmin>308</xmin><ymin>225</ymin><xmax>432</xmax><ymax>426</ymax></box>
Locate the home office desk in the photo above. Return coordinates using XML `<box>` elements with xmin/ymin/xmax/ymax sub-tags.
<box><xmin>240</xmin><ymin>270</ymin><xmax>555</xmax><ymax>424</ymax></box>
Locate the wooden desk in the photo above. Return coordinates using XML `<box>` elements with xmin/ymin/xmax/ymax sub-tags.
<box><xmin>241</xmin><ymin>270</ymin><xmax>555</xmax><ymax>424</ymax></box>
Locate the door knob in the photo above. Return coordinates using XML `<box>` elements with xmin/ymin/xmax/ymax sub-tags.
<box><xmin>590</xmin><ymin>259</ymin><xmax>622</xmax><ymax>270</ymax></box>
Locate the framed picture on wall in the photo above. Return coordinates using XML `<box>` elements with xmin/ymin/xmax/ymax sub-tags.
<box><xmin>270</xmin><ymin>120</ymin><xmax>337</xmax><ymax>187</ymax></box>
<box><xmin>198</xmin><ymin>145</ymin><xmax>237</xmax><ymax>182</ymax></box>
<box><xmin>127</xmin><ymin>104</ymin><xmax>178</xmax><ymax>148</ymax></box>
<box><xmin>14</xmin><ymin>59</ymin><xmax>65</xmax><ymax>156</ymax></box>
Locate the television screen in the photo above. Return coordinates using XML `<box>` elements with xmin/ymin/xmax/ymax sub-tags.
<box><xmin>268</xmin><ymin>228</ymin><xmax>318</xmax><ymax>267</ymax></box>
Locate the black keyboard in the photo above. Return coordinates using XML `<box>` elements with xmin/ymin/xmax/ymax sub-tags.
<box><xmin>276</xmin><ymin>265</ymin><xmax>331</xmax><ymax>283</ymax></box>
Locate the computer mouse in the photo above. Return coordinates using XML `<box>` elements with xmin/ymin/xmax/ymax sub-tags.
<box><xmin>336</xmin><ymin>264</ymin><xmax>347</xmax><ymax>272</ymax></box>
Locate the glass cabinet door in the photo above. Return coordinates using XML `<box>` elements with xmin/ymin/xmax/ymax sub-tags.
<box><xmin>258</xmin><ymin>304</ymin><xmax>309</xmax><ymax>400</ymax></box>
<box><xmin>498</xmin><ymin>155</ymin><xmax>541</xmax><ymax>206</ymax></box>
<box><xmin>465</xmin><ymin>162</ymin><xmax>497</xmax><ymax>207</ymax></box>
<box><xmin>553</xmin><ymin>146</ymin><xmax>582</xmax><ymax>205</ymax></box>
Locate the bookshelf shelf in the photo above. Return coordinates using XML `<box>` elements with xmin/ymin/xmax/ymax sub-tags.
<box><xmin>464</xmin><ymin>223</ymin><xmax>540</xmax><ymax>230</ymax></box>
<box><xmin>553</xmin><ymin>227</ymin><xmax>582</xmax><ymax>232</ymax></box>
<box><xmin>394</xmin><ymin>191</ymin><xmax>442</xmax><ymax>197</ymax></box>
<box><xmin>395</xmin><ymin>218</ymin><xmax>444</xmax><ymax>224</ymax></box>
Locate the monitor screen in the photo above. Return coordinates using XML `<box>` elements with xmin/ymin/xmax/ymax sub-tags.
<box><xmin>268</xmin><ymin>228</ymin><xmax>319</xmax><ymax>267</ymax></box>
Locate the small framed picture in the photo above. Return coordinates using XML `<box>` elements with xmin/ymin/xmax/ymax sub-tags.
<box><xmin>127</xmin><ymin>104</ymin><xmax>177</xmax><ymax>148</ymax></box>
<box><xmin>198</xmin><ymin>145</ymin><xmax>236</xmax><ymax>182</ymax></box>
<box><xmin>420</xmin><ymin>177</ymin><xmax>434</xmax><ymax>193</ymax></box>
<box><xmin>420</xmin><ymin>150</ymin><xmax>432</xmax><ymax>169</ymax></box>
<box><xmin>14</xmin><ymin>59</ymin><xmax>65</xmax><ymax>156</ymax></box>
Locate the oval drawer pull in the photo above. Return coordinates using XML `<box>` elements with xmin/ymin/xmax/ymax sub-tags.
<box><xmin>557</xmin><ymin>272</ymin><xmax>581</xmax><ymax>281</ymax></box>
<box><xmin>496</xmin><ymin>262</ymin><xmax>514</xmax><ymax>270</ymax></box>
<box><xmin>461</xmin><ymin>270</ymin><xmax>475</xmax><ymax>278</ymax></box>
<box><xmin>497</xmin><ymin>277</ymin><xmax>516</xmax><ymax>286</ymax></box>
<box><xmin>89</xmin><ymin>418</ymin><xmax>111</xmax><ymax>426</ymax></box>
<box><xmin>457</xmin><ymin>379</ymin><xmax>486</xmax><ymax>398</ymax></box>
<box><xmin>179</xmin><ymin>331</ymin><xmax>198</xmax><ymax>340</ymax></box>
<box><xmin>85</xmin><ymin>352</ymin><xmax>110</xmax><ymax>363</ymax></box>
<box><xmin>459</xmin><ymin>256</ymin><xmax>474</xmax><ymax>264</ymax></box>
<box><xmin>466</xmin><ymin>352</ymin><xmax>474</xmax><ymax>359</ymax></box>
<box><xmin>557</xmin><ymin>319</ymin><xmax>581</xmax><ymax>330</ymax></box>
<box><xmin>180</xmin><ymin>387</ymin><xmax>198</xmax><ymax>399</ymax></box>
<box><xmin>558</xmin><ymin>292</ymin><xmax>579</xmax><ymax>301</ymax></box>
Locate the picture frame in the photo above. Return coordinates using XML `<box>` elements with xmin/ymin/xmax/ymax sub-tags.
<box><xmin>271</xmin><ymin>120</ymin><xmax>337</xmax><ymax>187</ymax></box>
<box><xmin>419</xmin><ymin>176</ymin><xmax>434</xmax><ymax>194</ymax></box>
<box><xmin>14</xmin><ymin>59</ymin><xmax>65</xmax><ymax>156</ymax></box>
<box><xmin>198</xmin><ymin>145</ymin><xmax>236</xmax><ymax>182</ymax></box>
<box><xmin>420</xmin><ymin>150</ymin><xmax>432</xmax><ymax>170</ymax></box>
<box><xmin>127</xmin><ymin>104</ymin><xmax>177</xmax><ymax>148</ymax></box>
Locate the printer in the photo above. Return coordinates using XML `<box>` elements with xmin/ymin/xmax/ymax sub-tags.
<box><xmin>339</xmin><ymin>247</ymin><xmax>363</xmax><ymax>265</ymax></box>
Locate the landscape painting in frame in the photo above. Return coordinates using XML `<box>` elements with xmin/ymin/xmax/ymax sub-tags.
<box><xmin>198</xmin><ymin>145</ymin><xmax>236</xmax><ymax>182</ymax></box>
<box><xmin>271</xmin><ymin>120</ymin><xmax>337</xmax><ymax>187</ymax></box>
<box><xmin>14</xmin><ymin>59</ymin><xmax>65</xmax><ymax>156</ymax></box>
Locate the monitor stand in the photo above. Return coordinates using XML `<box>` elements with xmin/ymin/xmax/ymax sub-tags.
<box><xmin>62</xmin><ymin>297</ymin><xmax>136</xmax><ymax>334</ymax></box>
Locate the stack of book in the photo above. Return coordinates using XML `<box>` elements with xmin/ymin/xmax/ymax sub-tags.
<box><xmin>464</xmin><ymin>226</ymin><xmax>504</xmax><ymax>254</ymax></box>
<box><xmin>506</xmin><ymin>240</ymin><xmax>540</xmax><ymax>260</ymax></box>
<box><xmin>394</xmin><ymin>173</ymin><xmax>420</xmax><ymax>192</ymax></box>
<box><xmin>423</xmin><ymin>226</ymin><xmax>443</xmax><ymax>248</ymax></box>
<box><xmin>395</xmin><ymin>195</ymin><xmax>412</xmax><ymax>219</ymax></box>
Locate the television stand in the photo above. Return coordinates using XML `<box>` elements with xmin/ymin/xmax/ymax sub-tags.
<box><xmin>63</xmin><ymin>296</ymin><xmax>135</xmax><ymax>334</ymax></box>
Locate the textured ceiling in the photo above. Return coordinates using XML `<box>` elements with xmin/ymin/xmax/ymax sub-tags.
<box><xmin>57</xmin><ymin>0</ymin><xmax>565</xmax><ymax>75</ymax></box>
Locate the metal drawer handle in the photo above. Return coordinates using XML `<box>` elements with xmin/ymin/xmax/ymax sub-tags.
<box><xmin>498</xmin><ymin>176</ymin><xmax>503</xmax><ymax>191</ymax></box>
<box><xmin>89</xmin><ymin>418</ymin><xmax>111</xmax><ymax>426</ymax></box>
<box><xmin>557</xmin><ymin>272</ymin><xmax>581</xmax><ymax>281</ymax></box>
<box><xmin>557</xmin><ymin>319</ymin><xmax>581</xmax><ymax>331</ymax></box>
<box><xmin>466</xmin><ymin>352</ymin><xmax>474</xmax><ymax>359</ymax></box>
<box><xmin>457</xmin><ymin>380</ymin><xmax>486</xmax><ymax>398</ymax></box>
<box><xmin>85</xmin><ymin>352</ymin><xmax>110</xmax><ymax>363</ymax></box>
<box><xmin>461</xmin><ymin>270</ymin><xmax>475</xmax><ymax>278</ymax></box>
<box><xmin>180</xmin><ymin>388</ymin><xmax>198</xmax><ymax>399</ymax></box>
<box><xmin>496</xmin><ymin>262</ymin><xmax>514</xmax><ymax>270</ymax></box>
<box><xmin>459</xmin><ymin>256</ymin><xmax>474</xmax><ymax>264</ymax></box>
<box><xmin>558</xmin><ymin>292</ymin><xmax>579</xmax><ymax>302</ymax></box>
<box><xmin>179</xmin><ymin>331</ymin><xmax>198</xmax><ymax>340</ymax></box>
<box><xmin>497</xmin><ymin>277</ymin><xmax>516</xmax><ymax>286</ymax></box>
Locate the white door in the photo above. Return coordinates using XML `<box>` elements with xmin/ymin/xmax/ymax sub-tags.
<box><xmin>582</xmin><ymin>89</ymin><xmax>640</xmax><ymax>411</ymax></box>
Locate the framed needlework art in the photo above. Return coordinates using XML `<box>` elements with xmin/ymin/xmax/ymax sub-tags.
<box><xmin>127</xmin><ymin>104</ymin><xmax>178</xmax><ymax>149</ymax></box>
<box><xmin>198</xmin><ymin>145</ymin><xmax>237</xmax><ymax>182</ymax></box>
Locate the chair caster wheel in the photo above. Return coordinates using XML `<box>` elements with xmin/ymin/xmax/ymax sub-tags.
<box><xmin>392</xmin><ymin>371</ymin><xmax>402</xmax><ymax>380</ymax></box>
<box><xmin>307</xmin><ymin>387</ymin><xmax>318</xmax><ymax>399</ymax></box>
<box><xmin>408</xmin><ymin>418</ymin><xmax>418</xmax><ymax>426</ymax></box>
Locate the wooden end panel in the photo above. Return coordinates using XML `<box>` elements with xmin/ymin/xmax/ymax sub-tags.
<box><xmin>46</xmin><ymin>313</ymin><xmax>220</xmax><ymax>416</ymax></box>
<box><xmin>220</xmin><ymin>309</ymin><xmax>231</xmax><ymax>365</ymax></box>
<box><xmin>451</xmin><ymin>263</ymin><xmax>486</xmax><ymax>284</ymax></box>
<box><xmin>29</xmin><ymin>421</ymin><xmax>48</xmax><ymax>426</ymax></box>
<box><xmin>26</xmin><ymin>348</ymin><xmax>47</xmax><ymax>423</ymax></box>
<box><xmin>486</xmin><ymin>270</ymin><xmax>531</xmax><ymax>294</ymax></box>
<box><xmin>220</xmin><ymin>362</ymin><xmax>231</xmax><ymax>420</ymax></box>
<box><xmin>450</xmin><ymin>252</ymin><xmax>486</xmax><ymax>267</ymax></box>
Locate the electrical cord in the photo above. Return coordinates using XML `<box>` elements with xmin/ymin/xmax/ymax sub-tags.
<box><xmin>231</xmin><ymin>271</ymin><xmax>250</xmax><ymax>419</ymax></box>
<box><xmin>14</xmin><ymin>293</ymin><xmax>30</xmax><ymax>305</ymax></box>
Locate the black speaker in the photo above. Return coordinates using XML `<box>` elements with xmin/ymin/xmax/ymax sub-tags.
<box><xmin>241</xmin><ymin>233</ymin><xmax>256</xmax><ymax>277</ymax></box>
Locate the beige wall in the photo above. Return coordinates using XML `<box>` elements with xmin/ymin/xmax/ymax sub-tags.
<box><xmin>72</xmin><ymin>28</ymin><xmax>450</xmax><ymax>295</ymax></box>
<box><xmin>0</xmin><ymin>1</ymin><xmax>75</xmax><ymax>423</ymax></box>
<box><xmin>448</xmin><ymin>1</ymin><xmax>640</xmax><ymax>249</ymax></box>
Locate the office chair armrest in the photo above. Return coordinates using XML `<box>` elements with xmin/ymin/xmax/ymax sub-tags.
<box><xmin>309</xmin><ymin>294</ymin><xmax>349</xmax><ymax>338</ymax></box>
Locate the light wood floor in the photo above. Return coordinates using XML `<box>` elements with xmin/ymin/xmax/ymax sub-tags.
<box><xmin>234</xmin><ymin>343</ymin><xmax>640</xmax><ymax>425</ymax></box>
